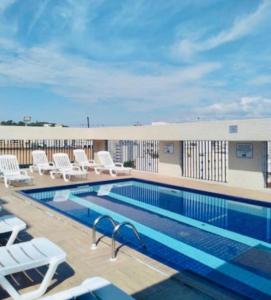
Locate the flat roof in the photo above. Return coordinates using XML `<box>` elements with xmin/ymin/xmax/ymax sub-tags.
<box><xmin>0</xmin><ymin>118</ymin><xmax>270</xmax><ymax>141</ymax></box>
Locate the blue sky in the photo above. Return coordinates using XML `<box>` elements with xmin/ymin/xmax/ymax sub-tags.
<box><xmin>0</xmin><ymin>0</ymin><xmax>270</xmax><ymax>126</ymax></box>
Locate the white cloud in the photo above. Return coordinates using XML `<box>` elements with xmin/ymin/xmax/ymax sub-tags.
<box><xmin>174</xmin><ymin>0</ymin><xmax>271</xmax><ymax>60</ymax></box>
<box><xmin>0</xmin><ymin>42</ymin><xmax>222</xmax><ymax>110</ymax></box>
<box><xmin>197</xmin><ymin>96</ymin><xmax>271</xmax><ymax>119</ymax></box>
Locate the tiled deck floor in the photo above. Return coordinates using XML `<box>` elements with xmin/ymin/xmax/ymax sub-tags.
<box><xmin>1</xmin><ymin>170</ymin><xmax>270</xmax><ymax>300</ymax></box>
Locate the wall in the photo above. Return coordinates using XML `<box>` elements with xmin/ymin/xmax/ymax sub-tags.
<box><xmin>84</xmin><ymin>118</ymin><xmax>271</xmax><ymax>141</ymax></box>
<box><xmin>0</xmin><ymin>122</ymin><xmax>269</xmax><ymax>189</ymax></box>
<box><xmin>0</xmin><ymin>125</ymin><xmax>92</xmax><ymax>140</ymax></box>
<box><xmin>228</xmin><ymin>141</ymin><xmax>266</xmax><ymax>189</ymax></box>
<box><xmin>158</xmin><ymin>141</ymin><xmax>182</xmax><ymax>177</ymax></box>
<box><xmin>1</xmin><ymin>118</ymin><xmax>271</xmax><ymax>141</ymax></box>
<box><xmin>158</xmin><ymin>140</ymin><xmax>267</xmax><ymax>189</ymax></box>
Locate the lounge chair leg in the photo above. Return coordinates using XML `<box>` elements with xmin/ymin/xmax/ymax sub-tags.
<box><xmin>109</xmin><ymin>169</ymin><xmax>117</xmax><ymax>177</ymax></box>
<box><xmin>50</xmin><ymin>171</ymin><xmax>55</xmax><ymax>179</ymax></box>
<box><xmin>4</xmin><ymin>177</ymin><xmax>9</xmax><ymax>188</ymax></box>
<box><xmin>6</xmin><ymin>228</ymin><xmax>20</xmax><ymax>246</ymax></box>
<box><xmin>21</xmin><ymin>259</ymin><xmax>60</xmax><ymax>300</ymax></box>
<box><xmin>94</xmin><ymin>168</ymin><xmax>101</xmax><ymax>175</ymax></box>
<box><xmin>0</xmin><ymin>275</ymin><xmax>21</xmax><ymax>300</ymax></box>
<box><xmin>0</xmin><ymin>259</ymin><xmax>61</xmax><ymax>300</ymax></box>
<box><xmin>63</xmin><ymin>173</ymin><xmax>69</xmax><ymax>182</ymax></box>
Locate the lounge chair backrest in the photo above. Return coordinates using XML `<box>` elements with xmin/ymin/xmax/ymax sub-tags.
<box><xmin>53</xmin><ymin>153</ymin><xmax>72</xmax><ymax>170</ymax></box>
<box><xmin>97</xmin><ymin>151</ymin><xmax>115</xmax><ymax>167</ymax></box>
<box><xmin>74</xmin><ymin>149</ymin><xmax>88</xmax><ymax>164</ymax></box>
<box><xmin>0</xmin><ymin>155</ymin><xmax>20</xmax><ymax>176</ymax></box>
<box><xmin>32</xmin><ymin>150</ymin><xmax>49</xmax><ymax>166</ymax></box>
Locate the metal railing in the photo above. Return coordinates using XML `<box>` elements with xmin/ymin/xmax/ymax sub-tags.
<box><xmin>182</xmin><ymin>140</ymin><xmax>228</xmax><ymax>183</ymax></box>
<box><xmin>91</xmin><ymin>215</ymin><xmax>116</xmax><ymax>249</ymax></box>
<box><xmin>111</xmin><ymin>221</ymin><xmax>146</xmax><ymax>261</ymax></box>
<box><xmin>91</xmin><ymin>216</ymin><xmax>146</xmax><ymax>261</ymax></box>
<box><xmin>0</xmin><ymin>139</ymin><xmax>93</xmax><ymax>167</ymax></box>
<box><xmin>108</xmin><ymin>140</ymin><xmax>159</xmax><ymax>173</ymax></box>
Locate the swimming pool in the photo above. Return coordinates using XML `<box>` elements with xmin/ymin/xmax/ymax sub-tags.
<box><xmin>22</xmin><ymin>179</ymin><xmax>271</xmax><ymax>299</ymax></box>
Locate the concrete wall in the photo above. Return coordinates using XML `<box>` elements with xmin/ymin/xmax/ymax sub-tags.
<box><xmin>158</xmin><ymin>140</ymin><xmax>267</xmax><ymax>189</ymax></box>
<box><xmin>0</xmin><ymin>120</ymin><xmax>269</xmax><ymax>189</ymax></box>
<box><xmin>1</xmin><ymin>118</ymin><xmax>271</xmax><ymax>141</ymax></box>
<box><xmin>83</xmin><ymin>118</ymin><xmax>271</xmax><ymax>141</ymax></box>
<box><xmin>228</xmin><ymin>141</ymin><xmax>266</xmax><ymax>189</ymax></box>
<box><xmin>0</xmin><ymin>125</ymin><xmax>93</xmax><ymax>140</ymax></box>
<box><xmin>158</xmin><ymin>141</ymin><xmax>182</xmax><ymax>177</ymax></box>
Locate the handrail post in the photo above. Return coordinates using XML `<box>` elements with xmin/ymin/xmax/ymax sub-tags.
<box><xmin>111</xmin><ymin>221</ymin><xmax>146</xmax><ymax>261</ymax></box>
<box><xmin>91</xmin><ymin>215</ymin><xmax>116</xmax><ymax>250</ymax></box>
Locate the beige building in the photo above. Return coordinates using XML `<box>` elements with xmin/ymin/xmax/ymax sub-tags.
<box><xmin>0</xmin><ymin>118</ymin><xmax>270</xmax><ymax>190</ymax></box>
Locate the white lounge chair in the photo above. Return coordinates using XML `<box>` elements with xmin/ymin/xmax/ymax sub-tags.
<box><xmin>0</xmin><ymin>214</ymin><xmax>27</xmax><ymax>246</ymax></box>
<box><xmin>73</xmin><ymin>149</ymin><xmax>101</xmax><ymax>171</ymax></box>
<box><xmin>51</xmin><ymin>153</ymin><xmax>87</xmax><ymax>182</ymax></box>
<box><xmin>0</xmin><ymin>155</ymin><xmax>32</xmax><ymax>188</ymax></box>
<box><xmin>0</xmin><ymin>237</ymin><xmax>66</xmax><ymax>300</ymax></box>
<box><xmin>40</xmin><ymin>276</ymin><xmax>134</xmax><ymax>300</ymax></box>
<box><xmin>30</xmin><ymin>150</ymin><xmax>56</xmax><ymax>175</ymax></box>
<box><xmin>95</xmin><ymin>151</ymin><xmax>132</xmax><ymax>177</ymax></box>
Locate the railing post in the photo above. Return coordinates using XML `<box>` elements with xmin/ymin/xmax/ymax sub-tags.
<box><xmin>91</xmin><ymin>215</ymin><xmax>116</xmax><ymax>250</ymax></box>
<box><xmin>110</xmin><ymin>222</ymin><xmax>146</xmax><ymax>261</ymax></box>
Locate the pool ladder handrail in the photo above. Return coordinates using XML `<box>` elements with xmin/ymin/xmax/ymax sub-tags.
<box><xmin>91</xmin><ymin>216</ymin><xmax>146</xmax><ymax>261</ymax></box>
<box><xmin>91</xmin><ymin>215</ymin><xmax>117</xmax><ymax>249</ymax></box>
<box><xmin>111</xmin><ymin>221</ymin><xmax>146</xmax><ymax>261</ymax></box>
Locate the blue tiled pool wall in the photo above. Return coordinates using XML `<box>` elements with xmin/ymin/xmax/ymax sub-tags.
<box><xmin>22</xmin><ymin>177</ymin><xmax>271</xmax><ymax>208</ymax></box>
<box><xmin>55</xmin><ymin>180</ymin><xmax>271</xmax><ymax>243</ymax></box>
<box><xmin>25</xmin><ymin>180</ymin><xmax>271</xmax><ymax>242</ymax></box>
<box><xmin>22</xmin><ymin>179</ymin><xmax>271</xmax><ymax>300</ymax></box>
<box><xmin>108</xmin><ymin>182</ymin><xmax>271</xmax><ymax>243</ymax></box>
<box><xmin>25</xmin><ymin>193</ymin><xmax>269</xmax><ymax>300</ymax></box>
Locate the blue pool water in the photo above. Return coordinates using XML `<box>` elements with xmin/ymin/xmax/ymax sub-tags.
<box><xmin>22</xmin><ymin>179</ymin><xmax>271</xmax><ymax>299</ymax></box>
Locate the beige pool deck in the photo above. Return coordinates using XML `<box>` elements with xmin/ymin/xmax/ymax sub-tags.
<box><xmin>1</xmin><ymin>170</ymin><xmax>270</xmax><ymax>300</ymax></box>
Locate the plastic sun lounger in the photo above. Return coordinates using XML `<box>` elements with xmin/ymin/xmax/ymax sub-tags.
<box><xmin>73</xmin><ymin>149</ymin><xmax>102</xmax><ymax>171</ymax></box>
<box><xmin>40</xmin><ymin>276</ymin><xmax>135</xmax><ymax>300</ymax></box>
<box><xmin>95</xmin><ymin>151</ymin><xmax>132</xmax><ymax>177</ymax></box>
<box><xmin>0</xmin><ymin>237</ymin><xmax>66</xmax><ymax>300</ymax></box>
<box><xmin>51</xmin><ymin>153</ymin><xmax>87</xmax><ymax>182</ymax></box>
<box><xmin>0</xmin><ymin>214</ymin><xmax>27</xmax><ymax>246</ymax></box>
<box><xmin>0</xmin><ymin>155</ymin><xmax>33</xmax><ymax>188</ymax></box>
<box><xmin>30</xmin><ymin>150</ymin><xmax>57</xmax><ymax>175</ymax></box>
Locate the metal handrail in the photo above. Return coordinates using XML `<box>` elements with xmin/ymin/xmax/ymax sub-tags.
<box><xmin>91</xmin><ymin>215</ymin><xmax>116</xmax><ymax>249</ymax></box>
<box><xmin>111</xmin><ymin>221</ymin><xmax>146</xmax><ymax>260</ymax></box>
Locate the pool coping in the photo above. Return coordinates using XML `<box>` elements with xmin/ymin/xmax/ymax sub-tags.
<box><xmin>20</xmin><ymin>177</ymin><xmax>271</xmax><ymax>208</ymax></box>
<box><xmin>17</xmin><ymin>177</ymin><xmax>271</xmax><ymax>300</ymax></box>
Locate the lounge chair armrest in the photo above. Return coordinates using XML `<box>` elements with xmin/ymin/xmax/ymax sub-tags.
<box><xmin>115</xmin><ymin>162</ymin><xmax>124</xmax><ymax>168</ymax></box>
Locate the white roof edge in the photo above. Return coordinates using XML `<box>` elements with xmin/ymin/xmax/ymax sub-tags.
<box><xmin>0</xmin><ymin>118</ymin><xmax>270</xmax><ymax>141</ymax></box>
